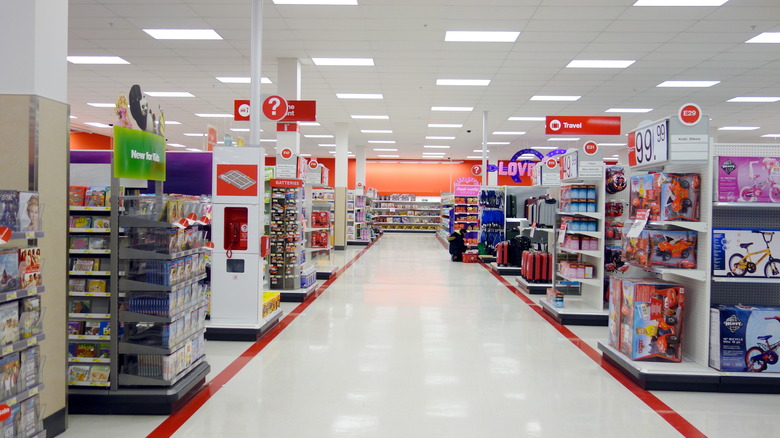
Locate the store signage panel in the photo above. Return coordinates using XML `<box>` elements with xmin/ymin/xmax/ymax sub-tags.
<box><xmin>113</xmin><ymin>126</ymin><xmax>166</xmax><ymax>181</ymax></box>
<box><xmin>270</xmin><ymin>179</ymin><xmax>303</xmax><ymax>188</ymax></box>
<box><xmin>454</xmin><ymin>185</ymin><xmax>480</xmax><ymax>197</ymax></box>
<box><xmin>234</xmin><ymin>99</ymin><xmax>316</xmax><ymax>122</ymax></box>
<box><xmin>628</xmin><ymin>118</ymin><xmax>669</xmax><ymax>168</ymax></box>
<box><xmin>215</xmin><ymin>164</ymin><xmax>259</xmax><ymax>197</ymax></box>
<box><xmin>281</xmin><ymin>100</ymin><xmax>316</xmax><ymax>122</ymax></box>
<box><xmin>455</xmin><ymin>177</ymin><xmax>480</xmax><ymax>186</ymax></box>
<box><xmin>559</xmin><ymin>150</ymin><xmax>578</xmax><ymax>180</ymax></box>
<box><xmin>234</xmin><ymin>100</ymin><xmax>251</xmax><ymax>121</ymax></box>
<box><xmin>263</xmin><ymin>95</ymin><xmax>288</xmax><ymax>121</ymax></box>
<box><xmin>579</xmin><ymin>143</ymin><xmax>603</xmax><ymax>179</ymax></box>
<box><xmin>546</xmin><ymin>116</ymin><xmax>621</xmax><ymax>135</ymax></box>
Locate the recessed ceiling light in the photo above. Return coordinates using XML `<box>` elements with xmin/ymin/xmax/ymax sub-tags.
<box><xmin>216</xmin><ymin>77</ymin><xmax>272</xmax><ymax>84</ymax></box>
<box><xmin>472</xmin><ymin>149</ymin><xmax>490</xmax><ymax>153</ymax></box>
<box><xmin>164</xmin><ymin>120</ymin><xmax>181</xmax><ymax>125</ymax></box>
<box><xmin>718</xmin><ymin>126</ymin><xmax>760</xmax><ymax>131</ymax></box>
<box><xmin>305</xmin><ymin>134</ymin><xmax>334</xmax><ymax>138</ymax></box>
<box><xmin>87</xmin><ymin>103</ymin><xmax>115</xmax><ymax>108</ymax></box>
<box><xmin>313</xmin><ymin>58</ymin><xmax>374</xmax><ymax>66</ymax></box>
<box><xmin>728</xmin><ymin>96</ymin><xmax>780</xmax><ymax>103</ymax></box>
<box><xmin>274</xmin><ymin>0</ymin><xmax>358</xmax><ymax>4</ymax></box>
<box><xmin>84</xmin><ymin>122</ymin><xmax>111</xmax><ymax>128</ymax></box>
<box><xmin>184</xmin><ymin>133</ymin><xmax>206</xmax><ymax>137</ymax></box>
<box><xmin>432</xmin><ymin>106</ymin><xmax>473</xmax><ymax>112</ymax></box>
<box><xmin>508</xmin><ymin>116</ymin><xmax>545</xmax><ymax>121</ymax></box>
<box><xmin>195</xmin><ymin>113</ymin><xmax>233</xmax><ymax>118</ymax></box>
<box><xmin>493</xmin><ymin>131</ymin><xmax>526</xmax><ymax>135</ymax></box>
<box><xmin>377</xmin><ymin>155</ymin><xmax>400</xmax><ymax>158</ymax></box>
<box><xmin>373</xmin><ymin>148</ymin><xmax>398</xmax><ymax>151</ymax></box>
<box><xmin>466</xmin><ymin>156</ymin><xmax>485</xmax><ymax>159</ymax></box>
<box><xmin>436</xmin><ymin>79</ymin><xmax>490</xmax><ymax>86</ymax></box>
<box><xmin>657</xmin><ymin>80</ymin><xmax>720</xmax><ymax>88</ymax></box>
<box><xmin>337</xmin><ymin>93</ymin><xmax>383</xmax><ymax>99</ymax></box>
<box><xmin>611</xmin><ymin>155</ymin><xmax>620</xmax><ymax>158</ymax></box>
<box><xmin>230</xmin><ymin>128</ymin><xmax>251</xmax><ymax>132</ymax></box>
<box><xmin>186</xmin><ymin>148</ymin><xmax>204</xmax><ymax>152</ymax></box>
<box><xmin>67</xmin><ymin>56</ymin><xmax>129</xmax><ymax>65</ymax></box>
<box><xmin>566</xmin><ymin>60</ymin><xmax>635</xmax><ymax>69</ymax></box>
<box><xmin>444</xmin><ymin>31</ymin><xmax>520</xmax><ymax>42</ymax></box>
<box><xmin>70</xmin><ymin>115</ymin><xmax>77</xmax><ymax>119</ymax></box>
<box><xmin>260</xmin><ymin>139</ymin><xmax>277</xmax><ymax>142</ymax></box>
<box><xmin>533</xmin><ymin>147</ymin><xmax>558</xmax><ymax>150</ymax></box>
<box><xmin>424</xmin><ymin>145</ymin><xmax>450</xmax><ymax>149</ymax></box>
<box><xmin>746</xmin><ymin>32</ymin><xmax>780</xmax><ymax>44</ymax></box>
<box><xmin>167</xmin><ymin>144</ymin><xmax>186</xmax><ymax>148</ymax></box>
<box><xmin>144</xmin><ymin>91</ymin><xmax>194</xmax><ymax>98</ymax></box>
<box><xmin>634</xmin><ymin>0</ymin><xmax>728</xmax><ymax>5</ymax></box>
<box><xmin>318</xmin><ymin>144</ymin><xmax>336</xmax><ymax>147</ymax></box>
<box><xmin>362</xmin><ymin>129</ymin><xmax>393</xmax><ymax>134</ymax></box>
<box><xmin>605</xmin><ymin>108</ymin><xmax>653</xmax><ymax>113</ymax></box>
<box><xmin>368</xmin><ymin>140</ymin><xmax>396</xmax><ymax>144</ymax></box>
<box><xmin>299</xmin><ymin>122</ymin><xmax>320</xmax><ymax>126</ymax></box>
<box><xmin>351</xmin><ymin>115</ymin><xmax>389</xmax><ymax>120</ymax></box>
<box><xmin>487</xmin><ymin>142</ymin><xmax>510</xmax><ymax>145</ymax></box>
<box><xmin>143</xmin><ymin>29</ymin><xmax>222</xmax><ymax>40</ymax></box>
<box><xmin>426</xmin><ymin>136</ymin><xmax>455</xmax><ymax>140</ymax></box>
<box><xmin>530</xmin><ymin>95</ymin><xmax>581</xmax><ymax>101</ymax></box>
<box><xmin>300</xmin><ymin>153</ymin><xmax>312</xmax><ymax>157</ymax></box>
<box><xmin>761</xmin><ymin>134</ymin><xmax>780</xmax><ymax>138</ymax></box>
<box><xmin>428</xmin><ymin>123</ymin><xmax>462</xmax><ymax>128</ymax></box>
<box><xmin>548</xmin><ymin>137</ymin><xmax>580</xmax><ymax>141</ymax></box>
<box><xmin>599</xmin><ymin>143</ymin><xmax>627</xmax><ymax>146</ymax></box>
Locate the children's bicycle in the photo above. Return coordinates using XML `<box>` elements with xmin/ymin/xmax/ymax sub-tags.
<box><xmin>745</xmin><ymin>317</ymin><xmax>780</xmax><ymax>372</ymax></box>
<box><xmin>728</xmin><ymin>231</ymin><xmax>780</xmax><ymax>278</ymax></box>
<box><xmin>739</xmin><ymin>159</ymin><xmax>780</xmax><ymax>202</ymax></box>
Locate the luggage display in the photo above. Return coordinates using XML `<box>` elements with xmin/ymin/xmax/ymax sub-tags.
<box><xmin>520</xmin><ymin>250</ymin><xmax>553</xmax><ymax>283</ymax></box>
<box><xmin>496</xmin><ymin>241</ymin><xmax>509</xmax><ymax>266</ymax></box>
<box><xmin>523</xmin><ymin>196</ymin><xmax>558</xmax><ymax>228</ymax></box>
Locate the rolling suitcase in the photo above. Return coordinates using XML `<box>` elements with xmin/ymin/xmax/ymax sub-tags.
<box><xmin>538</xmin><ymin>198</ymin><xmax>558</xmax><ymax>228</ymax></box>
<box><xmin>496</xmin><ymin>241</ymin><xmax>508</xmax><ymax>266</ymax></box>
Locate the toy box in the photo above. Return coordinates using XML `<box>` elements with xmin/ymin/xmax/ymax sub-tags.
<box><xmin>619</xmin><ymin>279</ymin><xmax>685</xmax><ymax>362</ymax></box>
<box><xmin>629</xmin><ymin>174</ymin><xmax>662</xmax><ymax>220</ymax></box>
<box><xmin>710</xmin><ymin>305</ymin><xmax>780</xmax><ymax>372</ymax></box>
<box><xmin>712</xmin><ymin>228</ymin><xmax>780</xmax><ymax>278</ymax></box>
<box><xmin>311</xmin><ymin>211</ymin><xmax>330</xmax><ymax>228</ymax></box>
<box><xmin>607</xmin><ymin>277</ymin><xmax>626</xmax><ymax>349</ymax></box>
<box><xmin>658</xmin><ymin>173</ymin><xmax>700</xmax><ymax>221</ymax></box>
<box><xmin>621</xmin><ymin>226</ymin><xmax>650</xmax><ymax>267</ymax></box>
<box><xmin>647</xmin><ymin>230</ymin><xmax>697</xmax><ymax>269</ymax></box>
<box><xmin>716</xmin><ymin>156</ymin><xmax>780</xmax><ymax>203</ymax></box>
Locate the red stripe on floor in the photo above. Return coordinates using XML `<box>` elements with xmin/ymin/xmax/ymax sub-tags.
<box><xmin>147</xmin><ymin>238</ymin><xmax>380</xmax><ymax>438</ymax></box>
<box><xmin>482</xmin><ymin>262</ymin><xmax>707</xmax><ymax>438</ymax></box>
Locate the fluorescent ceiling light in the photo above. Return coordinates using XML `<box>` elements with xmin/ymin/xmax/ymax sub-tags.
<box><xmin>318</xmin><ymin>144</ymin><xmax>336</xmax><ymax>147</ymax></box>
<box><xmin>493</xmin><ymin>131</ymin><xmax>526</xmax><ymax>135</ymax></box>
<box><xmin>143</xmin><ymin>29</ymin><xmax>222</xmax><ymax>40</ymax></box>
<box><xmin>761</xmin><ymin>134</ymin><xmax>780</xmax><ymax>138</ymax></box>
<box><xmin>606</xmin><ymin>108</ymin><xmax>653</xmax><ymax>113</ymax></box>
<box><xmin>230</xmin><ymin>128</ymin><xmax>251</xmax><ymax>132</ymax></box>
<box><xmin>337</xmin><ymin>93</ymin><xmax>383</xmax><ymax>99</ymax></box>
<box><xmin>728</xmin><ymin>96</ymin><xmax>780</xmax><ymax>103</ymax></box>
<box><xmin>373</xmin><ymin>148</ymin><xmax>397</xmax><ymax>151</ymax></box>
<box><xmin>746</xmin><ymin>32</ymin><xmax>780</xmax><ymax>44</ymax></box>
<box><xmin>548</xmin><ymin>137</ymin><xmax>580</xmax><ymax>141</ymax></box>
<box><xmin>530</xmin><ymin>95</ymin><xmax>581</xmax><ymax>101</ymax></box>
<box><xmin>487</xmin><ymin>142</ymin><xmax>510</xmax><ymax>145</ymax></box>
<box><xmin>274</xmin><ymin>0</ymin><xmax>358</xmax><ymax>4</ymax></box>
<box><xmin>351</xmin><ymin>115</ymin><xmax>388</xmax><ymax>120</ymax></box>
<box><xmin>362</xmin><ymin>129</ymin><xmax>392</xmax><ymax>134</ymax></box>
<box><xmin>426</xmin><ymin>136</ymin><xmax>455</xmax><ymax>140</ymax></box>
<box><xmin>423</xmin><ymin>151</ymin><xmax>447</xmax><ymax>154</ymax></box>
<box><xmin>436</xmin><ymin>79</ymin><xmax>490</xmax><ymax>86</ymax></box>
<box><xmin>164</xmin><ymin>120</ymin><xmax>181</xmax><ymax>125</ymax></box>
<box><xmin>657</xmin><ymin>80</ymin><xmax>719</xmax><ymax>88</ymax></box>
<box><xmin>634</xmin><ymin>0</ymin><xmax>728</xmax><ymax>5</ymax></box>
<box><xmin>508</xmin><ymin>116</ymin><xmax>545</xmax><ymax>121</ymax></box>
<box><xmin>145</xmin><ymin>91</ymin><xmax>194</xmax><ymax>97</ymax></box>
<box><xmin>84</xmin><ymin>122</ymin><xmax>111</xmax><ymax>128</ymax></box>
<box><xmin>299</xmin><ymin>122</ymin><xmax>320</xmax><ymax>126</ymax></box>
<box><xmin>599</xmin><ymin>143</ymin><xmax>627</xmax><ymax>146</ymax></box>
<box><xmin>70</xmin><ymin>116</ymin><xmax>77</xmax><ymax>119</ymax></box>
<box><xmin>718</xmin><ymin>126</ymin><xmax>760</xmax><ymax>131</ymax></box>
<box><xmin>183</xmin><ymin>133</ymin><xmax>206</xmax><ymax>137</ymax></box>
<box><xmin>304</xmin><ymin>134</ymin><xmax>334</xmax><ymax>138</ymax></box>
<box><xmin>445</xmin><ymin>31</ymin><xmax>520</xmax><ymax>42</ymax></box>
<box><xmin>424</xmin><ymin>145</ymin><xmax>450</xmax><ymax>149</ymax></box>
<box><xmin>87</xmin><ymin>103</ymin><xmax>115</xmax><ymax>108</ymax></box>
<box><xmin>432</xmin><ymin>106</ymin><xmax>473</xmax><ymax>112</ymax></box>
<box><xmin>313</xmin><ymin>58</ymin><xmax>374</xmax><ymax>66</ymax></box>
<box><xmin>167</xmin><ymin>144</ymin><xmax>186</xmax><ymax>148</ymax></box>
<box><xmin>533</xmin><ymin>147</ymin><xmax>558</xmax><ymax>150</ymax></box>
<box><xmin>186</xmin><ymin>148</ymin><xmax>204</xmax><ymax>152</ymax></box>
<box><xmin>377</xmin><ymin>155</ymin><xmax>400</xmax><ymax>158</ymax></box>
<box><xmin>260</xmin><ymin>139</ymin><xmax>277</xmax><ymax>142</ymax></box>
<box><xmin>67</xmin><ymin>56</ymin><xmax>129</xmax><ymax>65</ymax></box>
<box><xmin>466</xmin><ymin>156</ymin><xmax>485</xmax><ymax>159</ymax></box>
<box><xmin>216</xmin><ymin>77</ymin><xmax>272</xmax><ymax>84</ymax></box>
<box><xmin>300</xmin><ymin>154</ymin><xmax>312</xmax><ymax>157</ymax></box>
<box><xmin>472</xmin><ymin>149</ymin><xmax>490</xmax><ymax>153</ymax></box>
<box><xmin>195</xmin><ymin>113</ymin><xmax>233</xmax><ymax>118</ymax></box>
<box><xmin>428</xmin><ymin>123</ymin><xmax>462</xmax><ymax>128</ymax></box>
<box><xmin>368</xmin><ymin>140</ymin><xmax>396</xmax><ymax>144</ymax></box>
<box><xmin>566</xmin><ymin>60</ymin><xmax>635</xmax><ymax>69</ymax></box>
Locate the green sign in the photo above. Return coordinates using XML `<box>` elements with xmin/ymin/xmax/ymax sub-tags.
<box><xmin>113</xmin><ymin>126</ymin><xmax>166</xmax><ymax>181</ymax></box>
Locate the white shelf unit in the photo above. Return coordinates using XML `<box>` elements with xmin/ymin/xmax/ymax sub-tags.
<box><xmin>346</xmin><ymin>190</ymin><xmax>373</xmax><ymax>242</ymax></box>
<box><xmin>373</xmin><ymin>197</ymin><xmax>441</xmax><ymax>233</ymax></box>
<box><xmin>438</xmin><ymin>192</ymin><xmax>453</xmax><ymax>242</ymax></box>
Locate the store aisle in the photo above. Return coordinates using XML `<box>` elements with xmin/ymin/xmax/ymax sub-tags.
<box><xmin>64</xmin><ymin>234</ymin><xmax>773</xmax><ymax>438</ymax></box>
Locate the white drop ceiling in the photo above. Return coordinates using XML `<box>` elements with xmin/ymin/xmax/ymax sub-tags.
<box><xmin>68</xmin><ymin>0</ymin><xmax>780</xmax><ymax>159</ymax></box>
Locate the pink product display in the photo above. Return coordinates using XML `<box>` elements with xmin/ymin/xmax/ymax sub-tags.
<box><xmin>558</xmin><ymin>261</ymin><xmax>594</xmax><ymax>279</ymax></box>
<box><xmin>717</xmin><ymin>156</ymin><xmax>780</xmax><ymax>203</ymax></box>
<box><xmin>561</xmin><ymin>235</ymin><xmax>598</xmax><ymax>251</ymax></box>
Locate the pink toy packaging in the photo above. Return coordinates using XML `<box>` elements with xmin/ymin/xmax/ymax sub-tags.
<box><xmin>717</xmin><ymin>156</ymin><xmax>780</xmax><ymax>203</ymax></box>
<box><xmin>619</xmin><ymin>279</ymin><xmax>685</xmax><ymax>362</ymax></box>
<box><xmin>658</xmin><ymin>173</ymin><xmax>701</xmax><ymax>221</ymax></box>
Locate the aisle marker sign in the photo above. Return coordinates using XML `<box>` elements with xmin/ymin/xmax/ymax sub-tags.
<box><xmin>627</xmin><ymin>119</ymin><xmax>669</xmax><ymax>168</ymax></box>
<box><xmin>583</xmin><ymin>141</ymin><xmax>598</xmax><ymax>155</ymax></box>
<box><xmin>678</xmin><ymin>103</ymin><xmax>703</xmax><ymax>126</ymax></box>
<box><xmin>546</xmin><ymin>116</ymin><xmax>621</xmax><ymax>135</ymax></box>
<box><xmin>263</xmin><ymin>95</ymin><xmax>288</xmax><ymax>121</ymax></box>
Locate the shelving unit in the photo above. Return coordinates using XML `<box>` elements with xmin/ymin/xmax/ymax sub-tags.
<box><xmin>309</xmin><ymin>186</ymin><xmax>337</xmax><ymax>279</ymax></box>
<box><xmin>346</xmin><ymin>190</ymin><xmax>373</xmax><ymax>243</ymax></box>
<box><xmin>438</xmin><ymin>192</ymin><xmax>453</xmax><ymax>242</ymax></box>
<box><xmin>373</xmin><ymin>197</ymin><xmax>441</xmax><ymax>233</ymax></box>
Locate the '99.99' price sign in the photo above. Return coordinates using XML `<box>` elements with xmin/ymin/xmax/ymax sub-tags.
<box><xmin>628</xmin><ymin>119</ymin><xmax>669</xmax><ymax>168</ymax></box>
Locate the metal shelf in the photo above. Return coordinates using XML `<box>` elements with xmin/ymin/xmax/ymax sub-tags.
<box><xmin>69</xmin><ymin>206</ymin><xmax>110</xmax><ymax>211</ymax></box>
<box><xmin>119</xmin><ymin>273</ymin><xmax>207</xmax><ymax>292</ymax></box>
<box><xmin>69</xmin><ymin>335</ymin><xmax>110</xmax><ymax>341</ymax></box>
<box><xmin>69</xmin><ymin>249</ymin><xmax>111</xmax><ymax>254</ymax></box>
<box><xmin>118</xmin><ymin>328</ymin><xmax>206</xmax><ymax>355</ymax></box>
<box><xmin>119</xmin><ymin>246</ymin><xmax>207</xmax><ymax>260</ymax></box>
<box><xmin>69</xmin><ymin>271</ymin><xmax>111</xmax><ymax>276</ymax></box>
<box><xmin>712</xmin><ymin>276</ymin><xmax>780</xmax><ymax>283</ymax></box>
<box><xmin>713</xmin><ymin>202</ymin><xmax>780</xmax><ymax>209</ymax></box>
<box><xmin>0</xmin><ymin>285</ymin><xmax>44</xmax><ymax>305</ymax></box>
<box><xmin>69</xmin><ymin>357</ymin><xmax>111</xmax><ymax>364</ymax></box>
<box><xmin>0</xmin><ymin>333</ymin><xmax>45</xmax><ymax>358</ymax></box>
<box><xmin>0</xmin><ymin>384</ymin><xmax>44</xmax><ymax>406</ymax></box>
<box><xmin>69</xmin><ymin>228</ymin><xmax>111</xmax><ymax>233</ymax></box>
<box><xmin>560</xmin><ymin>248</ymin><xmax>601</xmax><ymax>258</ymax></box>
<box><xmin>118</xmin><ymin>300</ymin><xmax>207</xmax><ymax>324</ymax></box>
<box><xmin>68</xmin><ymin>381</ymin><xmax>110</xmax><ymax>387</ymax></box>
<box><xmin>556</xmin><ymin>272</ymin><xmax>600</xmax><ymax>287</ymax></box>
<box><xmin>68</xmin><ymin>313</ymin><xmax>111</xmax><ymax>320</ymax></box>
<box><xmin>556</xmin><ymin>211</ymin><xmax>601</xmax><ymax>219</ymax></box>
<box><xmin>117</xmin><ymin>357</ymin><xmax>207</xmax><ymax>387</ymax></box>
<box><xmin>68</xmin><ymin>292</ymin><xmax>111</xmax><ymax>298</ymax></box>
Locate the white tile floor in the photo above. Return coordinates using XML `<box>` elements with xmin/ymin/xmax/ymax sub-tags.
<box><xmin>61</xmin><ymin>234</ymin><xmax>776</xmax><ymax>438</ymax></box>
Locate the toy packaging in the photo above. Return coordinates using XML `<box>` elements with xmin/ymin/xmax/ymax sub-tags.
<box><xmin>621</xmin><ymin>225</ymin><xmax>650</xmax><ymax>267</ymax></box>
<box><xmin>629</xmin><ymin>174</ymin><xmax>661</xmax><ymax>220</ymax></box>
<box><xmin>716</xmin><ymin>156</ymin><xmax>780</xmax><ymax>203</ymax></box>
<box><xmin>658</xmin><ymin>173</ymin><xmax>700</xmax><ymax>221</ymax></box>
<box><xmin>647</xmin><ymin>230</ymin><xmax>697</xmax><ymax>269</ymax></box>
<box><xmin>710</xmin><ymin>305</ymin><xmax>780</xmax><ymax>372</ymax></box>
<box><xmin>68</xmin><ymin>186</ymin><xmax>87</xmax><ymax>207</ymax></box>
<box><xmin>311</xmin><ymin>211</ymin><xmax>330</xmax><ymax>228</ymax></box>
<box><xmin>712</xmin><ymin>228</ymin><xmax>780</xmax><ymax>278</ymax></box>
<box><xmin>619</xmin><ymin>279</ymin><xmax>685</xmax><ymax>362</ymax></box>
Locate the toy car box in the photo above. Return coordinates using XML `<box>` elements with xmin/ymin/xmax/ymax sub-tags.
<box><xmin>712</xmin><ymin>228</ymin><xmax>780</xmax><ymax>278</ymax></box>
<box><xmin>710</xmin><ymin>305</ymin><xmax>780</xmax><ymax>372</ymax></box>
<box><xmin>647</xmin><ymin>230</ymin><xmax>697</xmax><ymax>269</ymax></box>
<box><xmin>629</xmin><ymin>174</ymin><xmax>662</xmax><ymax>220</ymax></box>
<box><xmin>621</xmin><ymin>226</ymin><xmax>650</xmax><ymax>267</ymax></box>
<box><xmin>619</xmin><ymin>279</ymin><xmax>685</xmax><ymax>362</ymax></box>
<box><xmin>658</xmin><ymin>173</ymin><xmax>700</xmax><ymax>222</ymax></box>
<box><xmin>716</xmin><ymin>156</ymin><xmax>780</xmax><ymax>203</ymax></box>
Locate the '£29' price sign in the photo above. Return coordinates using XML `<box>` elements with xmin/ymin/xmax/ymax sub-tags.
<box><xmin>628</xmin><ymin>119</ymin><xmax>669</xmax><ymax>168</ymax></box>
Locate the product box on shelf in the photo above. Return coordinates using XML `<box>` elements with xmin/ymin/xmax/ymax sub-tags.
<box><xmin>607</xmin><ymin>277</ymin><xmax>626</xmax><ymax>349</ymax></box>
<box><xmin>619</xmin><ymin>279</ymin><xmax>685</xmax><ymax>362</ymax></box>
<box><xmin>712</xmin><ymin>228</ymin><xmax>780</xmax><ymax>278</ymax></box>
<box><xmin>622</xmin><ymin>227</ymin><xmax>650</xmax><ymax>267</ymax></box>
<box><xmin>710</xmin><ymin>305</ymin><xmax>780</xmax><ymax>372</ymax></box>
<box><xmin>658</xmin><ymin>173</ymin><xmax>701</xmax><ymax>222</ymax></box>
<box><xmin>647</xmin><ymin>230</ymin><xmax>697</xmax><ymax>269</ymax></box>
<box><xmin>311</xmin><ymin>211</ymin><xmax>330</xmax><ymax>228</ymax></box>
<box><xmin>18</xmin><ymin>191</ymin><xmax>40</xmax><ymax>232</ymax></box>
<box><xmin>629</xmin><ymin>174</ymin><xmax>662</xmax><ymax>221</ymax></box>
<box><xmin>716</xmin><ymin>156</ymin><xmax>780</xmax><ymax>203</ymax></box>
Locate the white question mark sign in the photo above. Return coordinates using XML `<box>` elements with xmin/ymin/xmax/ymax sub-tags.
<box><xmin>269</xmin><ymin>97</ymin><xmax>281</xmax><ymax>116</ymax></box>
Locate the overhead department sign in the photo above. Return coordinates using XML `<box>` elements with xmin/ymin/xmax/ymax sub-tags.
<box><xmin>113</xmin><ymin>126</ymin><xmax>167</xmax><ymax>181</ymax></box>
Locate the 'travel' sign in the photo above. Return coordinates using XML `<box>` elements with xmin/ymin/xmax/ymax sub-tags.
<box><xmin>546</xmin><ymin>116</ymin><xmax>621</xmax><ymax>135</ymax></box>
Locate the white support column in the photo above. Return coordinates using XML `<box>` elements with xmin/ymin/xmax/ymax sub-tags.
<box><xmin>277</xmin><ymin>58</ymin><xmax>301</xmax><ymax>155</ymax></box>
<box><xmin>355</xmin><ymin>145</ymin><xmax>366</xmax><ymax>189</ymax></box>
<box><xmin>249</xmin><ymin>0</ymin><xmax>264</xmax><ymax>147</ymax></box>
<box><xmin>334</xmin><ymin>123</ymin><xmax>349</xmax><ymax>248</ymax></box>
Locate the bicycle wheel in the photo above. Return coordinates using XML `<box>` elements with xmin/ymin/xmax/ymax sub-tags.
<box><xmin>729</xmin><ymin>253</ymin><xmax>747</xmax><ymax>276</ymax></box>
<box><xmin>745</xmin><ymin>347</ymin><xmax>768</xmax><ymax>372</ymax></box>
<box><xmin>740</xmin><ymin>187</ymin><xmax>756</xmax><ymax>202</ymax></box>
<box><xmin>764</xmin><ymin>259</ymin><xmax>780</xmax><ymax>278</ymax></box>
<box><xmin>770</xmin><ymin>186</ymin><xmax>780</xmax><ymax>203</ymax></box>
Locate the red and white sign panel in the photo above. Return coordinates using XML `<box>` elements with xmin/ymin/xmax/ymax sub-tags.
<box><xmin>583</xmin><ymin>141</ymin><xmax>598</xmax><ymax>155</ymax></box>
<box><xmin>628</xmin><ymin>119</ymin><xmax>669</xmax><ymax>168</ymax></box>
<box><xmin>277</xmin><ymin>123</ymin><xmax>299</xmax><ymax>132</ymax></box>
<box><xmin>280</xmin><ymin>148</ymin><xmax>293</xmax><ymax>160</ymax></box>
<box><xmin>546</xmin><ymin>116</ymin><xmax>621</xmax><ymax>135</ymax></box>
<box><xmin>471</xmin><ymin>165</ymin><xmax>482</xmax><ymax>176</ymax></box>
<box><xmin>281</xmin><ymin>100</ymin><xmax>317</xmax><ymax>122</ymax></box>
<box><xmin>216</xmin><ymin>164</ymin><xmax>259</xmax><ymax>197</ymax></box>
<box><xmin>207</xmin><ymin>126</ymin><xmax>217</xmax><ymax>151</ymax></box>
<box><xmin>0</xmin><ymin>227</ymin><xmax>10</xmax><ymax>244</ymax></box>
<box><xmin>0</xmin><ymin>405</ymin><xmax>10</xmax><ymax>421</ymax></box>
<box><xmin>308</xmin><ymin>159</ymin><xmax>319</xmax><ymax>169</ymax></box>
<box><xmin>545</xmin><ymin>158</ymin><xmax>558</xmax><ymax>169</ymax></box>
<box><xmin>234</xmin><ymin>99</ymin><xmax>251</xmax><ymax>121</ymax></box>
<box><xmin>270</xmin><ymin>179</ymin><xmax>304</xmax><ymax>188</ymax></box>
<box><xmin>263</xmin><ymin>95</ymin><xmax>288</xmax><ymax>121</ymax></box>
<box><xmin>678</xmin><ymin>103</ymin><xmax>702</xmax><ymax>126</ymax></box>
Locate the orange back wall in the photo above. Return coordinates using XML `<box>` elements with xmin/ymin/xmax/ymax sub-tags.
<box><xmin>70</xmin><ymin>132</ymin><xmax>112</xmax><ymax>150</ymax></box>
<box><xmin>364</xmin><ymin>161</ymin><xmax>479</xmax><ymax>196</ymax></box>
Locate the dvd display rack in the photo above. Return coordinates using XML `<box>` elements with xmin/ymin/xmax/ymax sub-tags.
<box><xmin>438</xmin><ymin>192</ymin><xmax>454</xmax><ymax>242</ymax></box>
<box><xmin>0</xmin><ymin>190</ymin><xmax>46</xmax><ymax>437</ymax></box>
<box><xmin>268</xmin><ymin>185</ymin><xmax>304</xmax><ymax>290</ymax></box>
<box><xmin>346</xmin><ymin>190</ymin><xmax>372</xmax><ymax>244</ymax></box>
<box><xmin>373</xmin><ymin>195</ymin><xmax>441</xmax><ymax>233</ymax></box>
<box><xmin>308</xmin><ymin>187</ymin><xmax>337</xmax><ymax>279</ymax></box>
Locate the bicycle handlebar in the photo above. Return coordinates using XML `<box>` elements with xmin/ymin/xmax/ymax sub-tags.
<box><xmin>764</xmin><ymin>316</ymin><xmax>780</xmax><ymax>321</ymax></box>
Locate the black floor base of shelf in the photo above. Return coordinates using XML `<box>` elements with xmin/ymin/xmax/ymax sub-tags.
<box><xmin>347</xmin><ymin>240</ymin><xmax>371</xmax><ymax>245</ymax></box>
<box><xmin>380</xmin><ymin>229</ymin><xmax>436</xmax><ymax>233</ymax></box>
<box><xmin>68</xmin><ymin>362</ymin><xmax>210</xmax><ymax>415</ymax></box>
<box><xmin>279</xmin><ymin>283</ymin><xmax>317</xmax><ymax>302</ymax></box>
<box><xmin>540</xmin><ymin>301</ymin><xmax>608</xmax><ymax>326</ymax></box>
<box><xmin>205</xmin><ymin>313</ymin><xmax>282</xmax><ymax>341</ymax></box>
<box><xmin>490</xmin><ymin>262</ymin><xmax>522</xmax><ymax>276</ymax></box>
